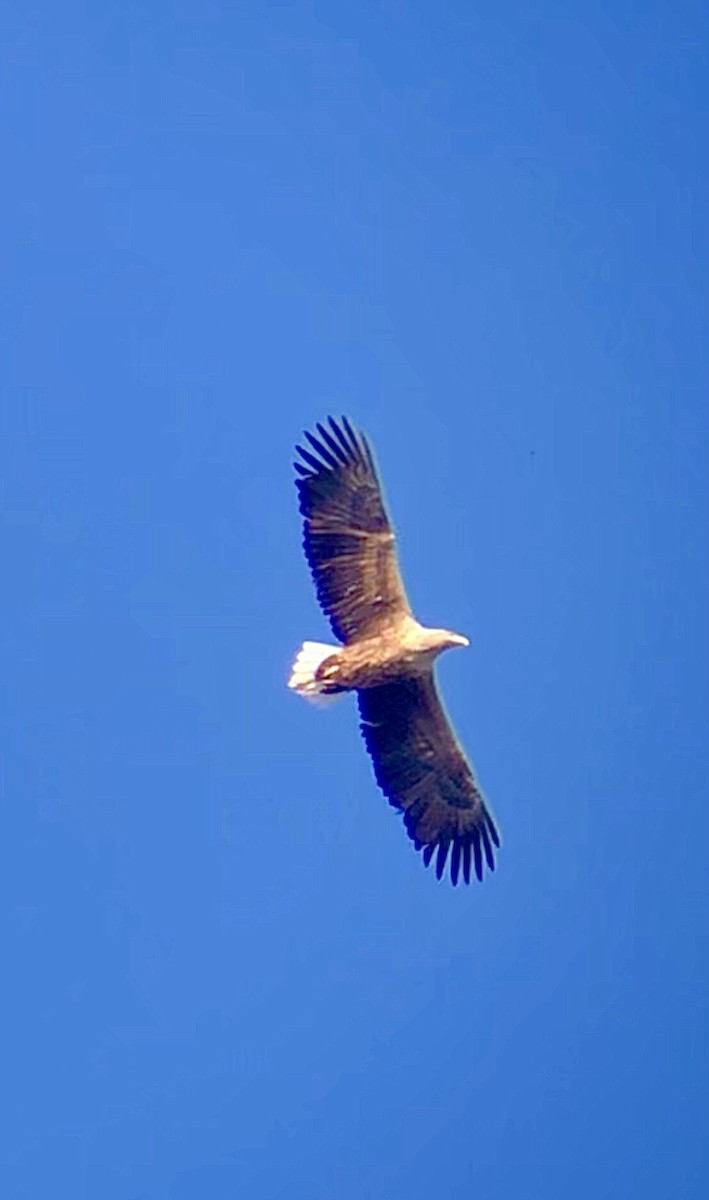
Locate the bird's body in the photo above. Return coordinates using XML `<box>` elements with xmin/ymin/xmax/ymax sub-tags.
<box><xmin>288</xmin><ymin>416</ymin><xmax>499</xmax><ymax>886</ymax></box>
<box><xmin>294</xmin><ymin>619</ymin><xmax>468</xmax><ymax>695</ymax></box>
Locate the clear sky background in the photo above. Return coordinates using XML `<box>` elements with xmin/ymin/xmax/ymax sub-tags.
<box><xmin>2</xmin><ymin>2</ymin><xmax>708</xmax><ymax>1197</ymax></box>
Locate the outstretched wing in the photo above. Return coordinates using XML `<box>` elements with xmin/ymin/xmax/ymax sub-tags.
<box><xmin>294</xmin><ymin>416</ymin><xmax>412</xmax><ymax>643</ymax></box>
<box><xmin>357</xmin><ymin>674</ymin><xmax>499</xmax><ymax>885</ymax></box>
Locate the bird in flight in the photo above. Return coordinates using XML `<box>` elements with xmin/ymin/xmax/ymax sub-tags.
<box><xmin>288</xmin><ymin>416</ymin><xmax>499</xmax><ymax>886</ymax></box>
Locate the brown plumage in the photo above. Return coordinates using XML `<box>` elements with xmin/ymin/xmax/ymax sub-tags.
<box><xmin>289</xmin><ymin>416</ymin><xmax>499</xmax><ymax>886</ymax></box>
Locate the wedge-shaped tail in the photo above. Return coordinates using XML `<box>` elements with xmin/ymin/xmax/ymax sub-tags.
<box><xmin>288</xmin><ymin>641</ymin><xmax>341</xmax><ymax>705</ymax></box>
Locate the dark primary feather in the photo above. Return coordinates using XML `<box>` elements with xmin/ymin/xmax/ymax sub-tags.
<box><xmin>357</xmin><ymin>675</ymin><xmax>499</xmax><ymax>885</ymax></box>
<box><xmin>294</xmin><ymin>416</ymin><xmax>412</xmax><ymax>643</ymax></box>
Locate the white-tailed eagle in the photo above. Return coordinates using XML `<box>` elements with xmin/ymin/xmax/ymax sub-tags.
<box><xmin>288</xmin><ymin>416</ymin><xmax>499</xmax><ymax>886</ymax></box>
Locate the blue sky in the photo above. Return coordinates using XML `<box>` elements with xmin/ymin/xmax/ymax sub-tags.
<box><xmin>2</xmin><ymin>1</ymin><xmax>708</xmax><ymax>1197</ymax></box>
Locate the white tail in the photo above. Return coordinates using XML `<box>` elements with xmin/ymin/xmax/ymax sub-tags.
<box><xmin>288</xmin><ymin>641</ymin><xmax>341</xmax><ymax>705</ymax></box>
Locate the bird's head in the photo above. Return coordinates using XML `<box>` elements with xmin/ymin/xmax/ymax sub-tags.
<box><xmin>423</xmin><ymin>627</ymin><xmax>470</xmax><ymax>655</ymax></box>
<box><xmin>442</xmin><ymin>630</ymin><xmax>469</xmax><ymax>651</ymax></box>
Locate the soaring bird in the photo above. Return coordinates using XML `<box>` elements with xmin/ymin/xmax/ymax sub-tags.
<box><xmin>288</xmin><ymin>417</ymin><xmax>499</xmax><ymax>886</ymax></box>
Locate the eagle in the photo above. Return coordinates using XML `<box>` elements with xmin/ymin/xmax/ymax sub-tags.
<box><xmin>288</xmin><ymin>416</ymin><xmax>499</xmax><ymax>886</ymax></box>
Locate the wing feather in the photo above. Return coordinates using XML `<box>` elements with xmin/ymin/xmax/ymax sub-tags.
<box><xmin>295</xmin><ymin>416</ymin><xmax>412</xmax><ymax>642</ymax></box>
<box><xmin>357</xmin><ymin>674</ymin><xmax>499</xmax><ymax>885</ymax></box>
<box><xmin>315</xmin><ymin>422</ymin><xmax>349</xmax><ymax>465</ymax></box>
<box><xmin>462</xmin><ymin>840</ymin><xmax>472</xmax><ymax>885</ymax></box>
<box><xmin>304</xmin><ymin>429</ymin><xmax>340</xmax><ymax>469</ymax></box>
<box><xmin>341</xmin><ymin>415</ymin><xmax>367</xmax><ymax>466</ymax></box>
<box><xmin>329</xmin><ymin>416</ymin><xmax>354</xmax><ymax>458</ymax></box>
